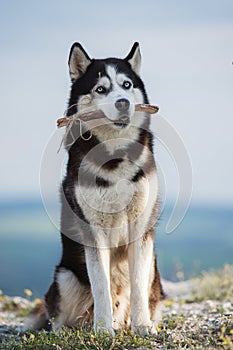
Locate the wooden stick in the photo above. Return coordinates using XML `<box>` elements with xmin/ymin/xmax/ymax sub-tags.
<box><xmin>135</xmin><ymin>104</ymin><xmax>159</xmax><ymax>114</ymax></box>
<box><xmin>57</xmin><ymin>103</ymin><xmax>159</xmax><ymax>128</ymax></box>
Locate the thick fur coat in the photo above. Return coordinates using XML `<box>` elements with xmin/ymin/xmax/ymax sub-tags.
<box><xmin>28</xmin><ymin>42</ymin><xmax>164</xmax><ymax>336</ymax></box>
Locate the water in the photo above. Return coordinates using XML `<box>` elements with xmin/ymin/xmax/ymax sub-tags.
<box><xmin>157</xmin><ymin>204</ymin><xmax>233</xmax><ymax>280</ymax></box>
<box><xmin>0</xmin><ymin>198</ymin><xmax>232</xmax><ymax>297</ymax></box>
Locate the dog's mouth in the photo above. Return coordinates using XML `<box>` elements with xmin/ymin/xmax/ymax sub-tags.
<box><xmin>113</xmin><ymin>116</ymin><xmax>130</xmax><ymax>128</ymax></box>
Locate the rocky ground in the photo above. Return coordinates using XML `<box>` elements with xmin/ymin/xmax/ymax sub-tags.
<box><xmin>0</xmin><ymin>296</ymin><xmax>31</xmax><ymax>334</ymax></box>
<box><xmin>0</xmin><ymin>274</ymin><xmax>233</xmax><ymax>349</ymax></box>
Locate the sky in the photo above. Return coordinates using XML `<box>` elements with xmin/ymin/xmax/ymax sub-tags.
<box><xmin>0</xmin><ymin>0</ymin><xmax>233</xmax><ymax>205</ymax></box>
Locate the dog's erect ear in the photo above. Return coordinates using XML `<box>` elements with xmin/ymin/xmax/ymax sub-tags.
<box><xmin>68</xmin><ymin>43</ymin><xmax>92</xmax><ymax>81</ymax></box>
<box><xmin>125</xmin><ymin>42</ymin><xmax>141</xmax><ymax>76</ymax></box>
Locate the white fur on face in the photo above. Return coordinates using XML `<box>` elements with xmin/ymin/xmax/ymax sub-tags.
<box><xmin>78</xmin><ymin>65</ymin><xmax>145</xmax><ymax>129</ymax></box>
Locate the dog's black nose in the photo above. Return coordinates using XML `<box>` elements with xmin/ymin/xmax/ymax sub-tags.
<box><xmin>115</xmin><ymin>98</ymin><xmax>130</xmax><ymax>112</ymax></box>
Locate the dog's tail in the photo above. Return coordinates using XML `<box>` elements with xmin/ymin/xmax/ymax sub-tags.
<box><xmin>23</xmin><ymin>300</ymin><xmax>50</xmax><ymax>331</ymax></box>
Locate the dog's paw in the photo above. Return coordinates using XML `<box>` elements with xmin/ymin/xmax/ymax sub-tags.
<box><xmin>131</xmin><ymin>322</ymin><xmax>157</xmax><ymax>336</ymax></box>
<box><xmin>150</xmin><ymin>323</ymin><xmax>158</xmax><ymax>335</ymax></box>
<box><xmin>95</xmin><ymin>322</ymin><xmax>115</xmax><ymax>337</ymax></box>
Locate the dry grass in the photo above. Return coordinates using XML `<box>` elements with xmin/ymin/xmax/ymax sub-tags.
<box><xmin>190</xmin><ymin>264</ymin><xmax>233</xmax><ymax>302</ymax></box>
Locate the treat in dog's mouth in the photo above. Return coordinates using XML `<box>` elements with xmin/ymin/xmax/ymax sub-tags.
<box><xmin>113</xmin><ymin>116</ymin><xmax>130</xmax><ymax>128</ymax></box>
<box><xmin>57</xmin><ymin>104</ymin><xmax>159</xmax><ymax>128</ymax></box>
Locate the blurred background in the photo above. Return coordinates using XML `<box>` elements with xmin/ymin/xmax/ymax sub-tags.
<box><xmin>0</xmin><ymin>0</ymin><xmax>232</xmax><ymax>297</ymax></box>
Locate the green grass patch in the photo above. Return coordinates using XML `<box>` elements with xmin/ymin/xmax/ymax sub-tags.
<box><xmin>0</xmin><ymin>328</ymin><xmax>156</xmax><ymax>350</ymax></box>
<box><xmin>1</xmin><ymin>319</ymin><xmax>233</xmax><ymax>350</ymax></box>
<box><xmin>1</xmin><ymin>265</ymin><xmax>233</xmax><ymax>349</ymax></box>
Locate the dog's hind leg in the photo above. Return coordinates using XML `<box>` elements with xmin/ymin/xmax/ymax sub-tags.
<box><xmin>45</xmin><ymin>268</ymin><xmax>93</xmax><ymax>332</ymax></box>
<box><xmin>23</xmin><ymin>300</ymin><xmax>50</xmax><ymax>331</ymax></box>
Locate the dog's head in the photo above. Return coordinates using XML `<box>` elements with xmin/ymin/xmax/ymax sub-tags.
<box><xmin>68</xmin><ymin>42</ymin><xmax>149</xmax><ymax>130</ymax></box>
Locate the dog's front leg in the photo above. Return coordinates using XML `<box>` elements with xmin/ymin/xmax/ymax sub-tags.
<box><xmin>85</xmin><ymin>246</ymin><xmax>114</xmax><ymax>335</ymax></box>
<box><xmin>128</xmin><ymin>236</ymin><xmax>154</xmax><ymax>336</ymax></box>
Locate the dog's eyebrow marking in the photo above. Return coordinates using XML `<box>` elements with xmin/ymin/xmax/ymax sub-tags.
<box><xmin>117</xmin><ymin>73</ymin><xmax>131</xmax><ymax>85</ymax></box>
<box><xmin>96</xmin><ymin>76</ymin><xmax>111</xmax><ymax>90</ymax></box>
<box><xmin>98</xmin><ymin>72</ymin><xmax>102</xmax><ymax>78</ymax></box>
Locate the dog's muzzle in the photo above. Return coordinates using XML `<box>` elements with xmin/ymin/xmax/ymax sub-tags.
<box><xmin>114</xmin><ymin>98</ymin><xmax>130</xmax><ymax>128</ymax></box>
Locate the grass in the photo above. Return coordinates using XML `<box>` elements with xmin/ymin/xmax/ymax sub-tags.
<box><xmin>0</xmin><ymin>328</ymin><xmax>158</xmax><ymax>350</ymax></box>
<box><xmin>0</xmin><ymin>265</ymin><xmax>233</xmax><ymax>349</ymax></box>
<box><xmin>1</xmin><ymin>319</ymin><xmax>233</xmax><ymax>350</ymax></box>
<box><xmin>189</xmin><ymin>264</ymin><xmax>233</xmax><ymax>302</ymax></box>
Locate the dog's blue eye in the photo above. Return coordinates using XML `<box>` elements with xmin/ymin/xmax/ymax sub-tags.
<box><xmin>96</xmin><ymin>86</ymin><xmax>106</xmax><ymax>94</ymax></box>
<box><xmin>123</xmin><ymin>81</ymin><xmax>132</xmax><ymax>89</ymax></box>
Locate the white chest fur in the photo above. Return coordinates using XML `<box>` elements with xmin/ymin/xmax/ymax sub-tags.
<box><xmin>74</xmin><ymin>168</ymin><xmax>158</xmax><ymax>248</ymax></box>
<box><xmin>73</xmin><ymin>125</ymin><xmax>158</xmax><ymax>247</ymax></box>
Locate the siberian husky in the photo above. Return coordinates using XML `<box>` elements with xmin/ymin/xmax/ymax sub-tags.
<box><xmin>29</xmin><ymin>42</ymin><xmax>164</xmax><ymax>336</ymax></box>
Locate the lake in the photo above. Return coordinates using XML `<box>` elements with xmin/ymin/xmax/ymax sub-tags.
<box><xmin>0</xmin><ymin>198</ymin><xmax>232</xmax><ymax>298</ymax></box>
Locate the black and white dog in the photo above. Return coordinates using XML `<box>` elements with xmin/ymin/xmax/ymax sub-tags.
<box><xmin>30</xmin><ymin>42</ymin><xmax>164</xmax><ymax>336</ymax></box>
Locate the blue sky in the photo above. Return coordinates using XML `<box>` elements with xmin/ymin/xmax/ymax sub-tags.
<box><xmin>0</xmin><ymin>0</ymin><xmax>233</xmax><ymax>204</ymax></box>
